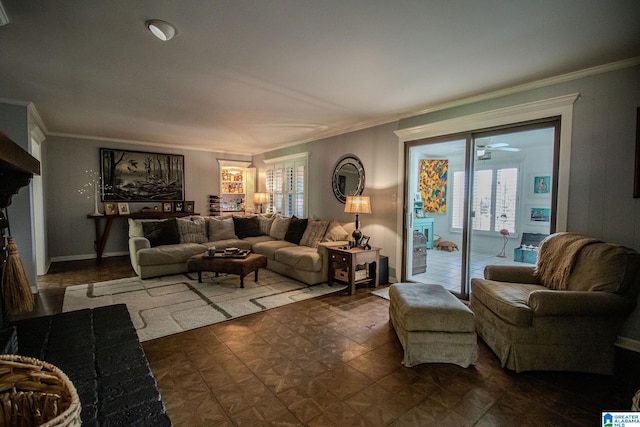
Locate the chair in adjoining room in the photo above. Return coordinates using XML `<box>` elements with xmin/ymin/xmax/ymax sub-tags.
<box><xmin>470</xmin><ymin>232</ymin><xmax>640</xmax><ymax>375</ymax></box>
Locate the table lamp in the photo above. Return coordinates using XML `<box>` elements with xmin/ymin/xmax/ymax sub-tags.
<box><xmin>344</xmin><ymin>195</ymin><xmax>371</xmax><ymax>244</ymax></box>
<box><xmin>253</xmin><ymin>192</ymin><xmax>269</xmax><ymax>213</ymax></box>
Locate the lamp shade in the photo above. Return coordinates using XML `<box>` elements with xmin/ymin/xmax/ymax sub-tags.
<box><xmin>344</xmin><ymin>196</ymin><xmax>371</xmax><ymax>214</ymax></box>
<box><xmin>253</xmin><ymin>192</ymin><xmax>269</xmax><ymax>205</ymax></box>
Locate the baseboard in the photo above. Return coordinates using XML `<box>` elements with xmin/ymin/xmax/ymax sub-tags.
<box><xmin>50</xmin><ymin>251</ymin><xmax>129</xmax><ymax>263</ymax></box>
<box><xmin>615</xmin><ymin>336</ymin><xmax>640</xmax><ymax>353</ymax></box>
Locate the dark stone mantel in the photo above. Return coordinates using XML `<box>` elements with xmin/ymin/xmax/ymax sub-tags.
<box><xmin>0</xmin><ymin>129</ymin><xmax>40</xmax><ymax>210</ymax></box>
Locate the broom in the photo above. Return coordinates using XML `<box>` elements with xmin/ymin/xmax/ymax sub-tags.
<box><xmin>1</xmin><ymin>236</ymin><xmax>34</xmax><ymax>314</ymax></box>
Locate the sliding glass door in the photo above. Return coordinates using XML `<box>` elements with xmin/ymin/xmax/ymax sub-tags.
<box><xmin>404</xmin><ymin>120</ymin><xmax>559</xmax><ymax>296</ymax></box>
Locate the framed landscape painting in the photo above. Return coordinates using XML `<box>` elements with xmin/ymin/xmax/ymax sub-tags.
<box><xmin>100</xmin><ymin>148</ymin><xmax>184</xmax><ymax>202</ymax></box>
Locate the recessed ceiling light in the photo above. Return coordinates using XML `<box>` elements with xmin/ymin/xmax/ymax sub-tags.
<box><xmin>146</xmin><ymin>20</ymin><xmax>177</xmax><ymax>41</ymax></box>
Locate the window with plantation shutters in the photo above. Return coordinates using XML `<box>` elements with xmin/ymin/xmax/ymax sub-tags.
<box><xmin>452</xmin><ymin>167</ymin><xmax>519</xmax><ymax>233</ymax></box>
<box><xmin>264</xmin><ymin>153</ymin><xmax>308</xmax><ymax>217</ymax></box>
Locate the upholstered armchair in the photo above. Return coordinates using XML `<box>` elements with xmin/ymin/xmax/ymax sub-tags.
<box><xmin>470</xmin><ymin>233</ymin><xmax>640</xmax><ymax>375</ymax></box>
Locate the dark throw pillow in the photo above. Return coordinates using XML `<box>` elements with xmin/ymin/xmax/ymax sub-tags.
<box><xmin>233</xmin><ymin>216</ymin><xmax>261</xmax><ymax>239</ymax></box>
<box><xmin>142</xmin><ymin>218</ymin><xmax>180</xmax><ymax>247</ymax></box>
<box><xmin>284</xmin><ymin>216</ymin><xmax>308</xmax><ymax>244</ymax></box>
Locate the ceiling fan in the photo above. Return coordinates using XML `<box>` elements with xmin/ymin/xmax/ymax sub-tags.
<box><xmin>476</xmin><ymin>140</ymin><xmax>520</xmax><ymax>160</ymax></box>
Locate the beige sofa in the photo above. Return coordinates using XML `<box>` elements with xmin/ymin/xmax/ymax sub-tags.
<box><xmin>128</xmin><ymin>214</ymin><xmax>354</xmax><ymax>285</ymax></box>
<box><xmin>470</xmin><ymin>233</ymin><xmax>640</xmax><ymax>375</ymax></box>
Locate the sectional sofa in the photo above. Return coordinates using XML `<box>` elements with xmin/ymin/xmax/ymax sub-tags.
<box><xmin>128</xmin><ymin>213</ymin><xmax>355</xmax><ymax>284</ymax></box>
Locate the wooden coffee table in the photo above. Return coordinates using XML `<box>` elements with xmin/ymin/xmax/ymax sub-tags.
<box><xmin>187</xmin><ymin>252</ymin><xmax>267</xmax><ymax>288</ymax></box>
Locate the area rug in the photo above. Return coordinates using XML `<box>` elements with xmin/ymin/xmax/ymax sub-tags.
<box><xmin>371</xmin><ymin>286</ymin><xmax>390</xmax><ymax>300</ymax></box>
<box><xmin>63</xmin><ymin>270</ymin><xmax>346</xmax><ymax>342</ymax></box>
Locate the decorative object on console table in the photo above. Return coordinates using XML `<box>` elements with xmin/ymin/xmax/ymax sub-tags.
<box><xmin>344</xmin><ymin>195</ymin><xmax>371</xmax><ymax>245</ymax></box>
<box><xmin>103</xmin><ymin>202</ymin><xmax>117</xmax><ymax>215</ymax></box>
<box><xmin>77</xmin><ymin>169</ymin><xmax>103</xmax><ymax>216</ymax></box>
<box><xmin>117</xmin><ymin>202</ymin><xmax>130</xmax><ymax>215</ymax></box>
<box><xmin>174</xmin><ymin>201</ymin><xmax>184</xmax><ymax>213</ymax></box>
<box><xmin>185</xmin><ymin>201</ymin><xmax>194</xmax><ymax>213</ymax></box>
<box><xmin>162</xmin><ymin>201</ymin><xmax>173</xmax><ymax>213</ymax></box>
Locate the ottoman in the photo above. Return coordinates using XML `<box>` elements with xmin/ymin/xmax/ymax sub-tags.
<box><xmin>389</xmin><ymin>283</ymin><xmax>478</xmax><ymax>368</ymax></box>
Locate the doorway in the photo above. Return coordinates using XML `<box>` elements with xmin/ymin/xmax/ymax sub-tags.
<box><xmin>404</xmin><ymin>120</ymin><xmax>559</xmax><ymax>296</ymax></box>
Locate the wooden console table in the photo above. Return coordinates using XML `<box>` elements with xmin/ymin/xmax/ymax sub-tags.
<box><xmin>88</xmin><ymin>212</ymin><xmax>197</xmax><ymax>259</ymax></box>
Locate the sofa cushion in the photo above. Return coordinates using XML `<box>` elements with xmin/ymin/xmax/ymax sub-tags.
<box><xmin>470</xmin><ymin>279</ymin><xmax>545</xmax><ymax>326</ymax></box>
<box><xmin>241</xmin><ymin>235</ymin><xmax>275</xmax><ymax>246</ymax></box>
<box><xmin>233</xmin><ymin>215</ymin><xmax>261</xmax><ymax>238</ymax></box>
<box><xmin>323</xmin><ymin>220</ymin><xmax>350</xmax><ymax>241</ymax></box>
<box><xmin>143</xmin><ymin>218</ymin><xmax>180</xmax><ymax>247</ymax></box>
<box><xmin>137</xmin><ymin>243</ymin><xmax>207</xmax><ymax>266</ymax></box>
<box><xmin>269</xmin><ymin>215</ymin><xmax>291</xmax><ymax>240</ymax></box>
<box><xmin>177</xmin><ymin>216</ymin><xmax>208</xmax><ymax>243</ymax></box>
<box><xmin>129</xmin><ymin>218</ymin><xmax>163</xmax><ymax>238</ymax></box>
<box><xmin>274</xmin><ymin>245</ymin><xmax>322</xmax><ymax>272</ymax></box>
<box><xmin>566</xmin><ymin>243</ymin><xmax>640</xmax><ymax>294</ymax></box>
<box><xmin>284</xmin><ymin>216</ymin><xmax>308</xmax><ymax>244</ymax></box>
<box><xmin>208</xmin><ymin>216</ymin><xmax>237</xmax><ymax>241</ymax></box>
<box><xmin>253</xmin><ymin>240</ymin><xmax>297</xmax><ymax>259</ymax></box>
<box><xmin>257</xmin><ymin>213</ymin><xmax>275</xmax><ymax>235</ymax></box>
<box><xmin>300</xmin><ymin>219</ymin><xmax>329</xmax><ymax>248</ymax></box>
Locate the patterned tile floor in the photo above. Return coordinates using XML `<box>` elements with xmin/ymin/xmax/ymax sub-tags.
<box><xmin>412</xmin><ymin>249</ymin><xmax>525</xmax><ymax>292</ymax></box>
<box><xmin>22</xmin><ymin>256</ymin><xmax>639</xmax><ymax>426</ymax></box>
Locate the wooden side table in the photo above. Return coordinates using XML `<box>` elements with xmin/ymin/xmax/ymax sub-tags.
<box><xmin>328</xmin><ymin>246</ymin><xmax>380</xmax><ymax>295</ymax></box>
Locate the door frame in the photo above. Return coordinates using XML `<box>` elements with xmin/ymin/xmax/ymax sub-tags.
<box><xmin>394</xmin><ymin>94</ymin><xmax>578</xmax><ymax>283</ymax></box>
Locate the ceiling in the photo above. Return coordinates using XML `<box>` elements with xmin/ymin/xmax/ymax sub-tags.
<box><xmin>1</xmin><ymin>1</ymin><xmax>639</xmax><ymax>155</ymax></box>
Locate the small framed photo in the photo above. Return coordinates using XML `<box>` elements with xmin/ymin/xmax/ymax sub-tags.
<box><xmin>117</xmin><ymin>202</ymin><xmax>130</xmax><ymax>215</ymax></box>
<box><xmin>174</xmin><ymin>201</ymin><xmax>184</xmax><ymax>213</ymax></box>
<box><xmin>103</xmin><ymin>202</ymin><xmax>117</xmax><ymax>215</ymax></box>
<box><xmin>529</xmin><ymin>206</ymin><xmax>550</xmax><ymax>223</ymax></box>
<box><xmin>532</xmin><ymin>175</ymin><xmax>551</xmax><ymax>195</ymax></box>
<box><xmin>185</xmin><ymin>201</ymin><xmax>195</xmax><ymax>213</ymax></box>
<box><xmin>359</xmin><ymin>235</ymin><xmax>371</xmax><ymax>249</ymax></box>
<box><xmin>162</xmin><ymin>202</ymin><xmax>173</xmax><ymax>213</ymax></box>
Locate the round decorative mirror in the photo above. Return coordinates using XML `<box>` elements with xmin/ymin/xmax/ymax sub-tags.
<box><xmin>332</xmin><ymin>155</ymin><xmax>365</xmax><ymax>203</ymax></box>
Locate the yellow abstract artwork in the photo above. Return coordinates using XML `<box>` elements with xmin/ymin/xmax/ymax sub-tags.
<box><xmin>419</xmin><ymin>159</ymin><xmax>447</xmax><ymax>213</ymax></box>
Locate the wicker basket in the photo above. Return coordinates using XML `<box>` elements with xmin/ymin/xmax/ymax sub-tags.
<box><xmin>0</xmin><ymin>355</ymin><xmax>81</xmax><ymax>426</ymax></box>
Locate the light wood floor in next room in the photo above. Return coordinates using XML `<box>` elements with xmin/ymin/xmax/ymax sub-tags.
<box><xmin>16</xmin><ymin>256</ymin><xmax>639</xmax><ymax>426</ymax></box>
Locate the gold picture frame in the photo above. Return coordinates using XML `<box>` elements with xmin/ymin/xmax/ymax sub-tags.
<box><xmin>103</xmin><ymin>202</ymin><xmax>117</xmax><ymax>215</ymax></box>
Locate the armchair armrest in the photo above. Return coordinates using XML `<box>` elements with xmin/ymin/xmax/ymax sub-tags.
<box><xmin>528</xmin><ymin>290</ymin><xmax>634</xmax><ymax>316</ymax></box>
<box><xmin>129</xmin><ymin>236</ymin><xmax>151</xmax><ymax>252</ymax></box>
<box><xmin>483</xmin><ymin>265</ymin><xmax>539</xmax><ymax>284</ymax></box>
